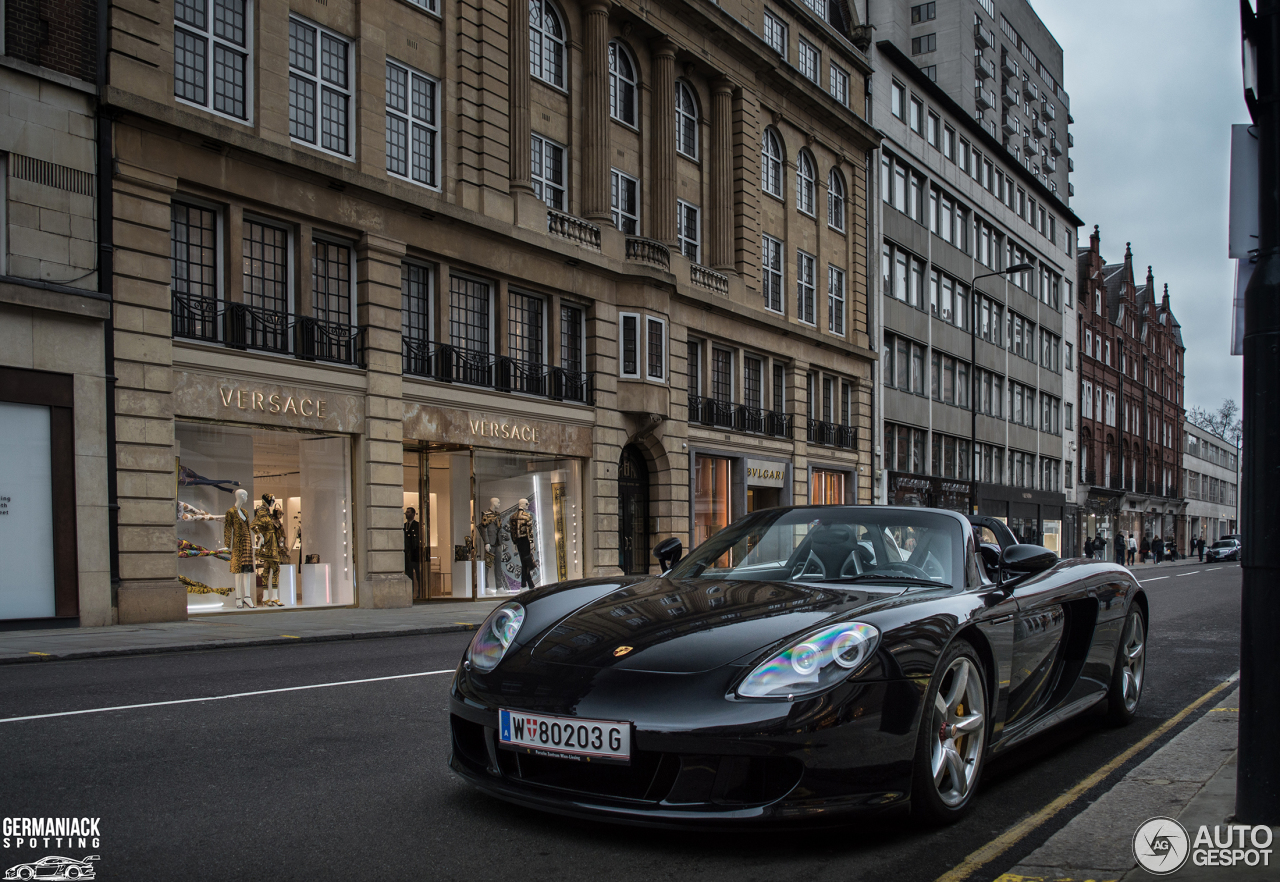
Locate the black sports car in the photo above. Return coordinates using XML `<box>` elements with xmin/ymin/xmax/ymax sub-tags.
<box><xmin>449</xmin><ymin>506</ymin><xmax>1147</xmax><ymax>826</ymax></box>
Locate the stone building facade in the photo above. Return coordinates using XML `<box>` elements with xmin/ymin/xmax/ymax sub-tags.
<box><xmin>1</xmin><ymin>0</ymin><xmax>113</xmax><ymax>625</ymax></box>
<box><xmin>1075</xmin><ymin>227</ymin><xmax>1186</xmax><ymax>555</ymax></box>
<box><xmin>1182</xmin><ymin>422</ymin><xmax>1238</xmax><ymax>547</ymax></box>
<box><xmin>98</xmin><ymin>0</ymin><xmax>880</xmax><ymax>619</ymax></box>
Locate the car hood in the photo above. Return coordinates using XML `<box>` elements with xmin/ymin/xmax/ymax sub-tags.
<box><xmin>525</xmin><ymin>576</ymin><xmax>908</xmax><ymax>673</ymax></box>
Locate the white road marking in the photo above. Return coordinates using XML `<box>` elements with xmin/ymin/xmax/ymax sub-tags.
<box><xmin>1139</xmin><ymin>576</ymin><xmax>1169</xmax><ymax>583</ymax></box>
<box><xmin>1177</xmin><ymin>572</ymin><xmax>1195</xmax><ymax>577</ymax></box>
<box><xmin>0</xmin><ymin>669</ymin><xmax>456</xmax><ymax>724</ymax></box>
<box><xmin>1206</xmin><ymin>567</ymin><xmax>1222</xmax><ymax>571</ymax></box>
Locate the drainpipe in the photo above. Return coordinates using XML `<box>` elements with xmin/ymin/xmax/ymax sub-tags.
<box><xmin>96</xmin><ymin>0</ymin><xmax>119</xmax><ymax>611</ymax></box>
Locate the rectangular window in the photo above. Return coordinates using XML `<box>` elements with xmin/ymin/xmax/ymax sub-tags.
<box><xmin>531</xmin><ymin>134</ymin><xmax>566</xmax><ymax>210</ymax></box>
<box><xmin>687</xmin><ymin>340</ymin><xmax>702</xmax><ymax>398</ymax></box>
<box><xmin>242</xmin><ymin>220</ymin><xmax>288</xmax><ymax>314</ymax></box>
<box><xmin>911</xmin><ymin>2</ymin><xmax>935</xmax><ymax>22</ymax></box>
<box><xmin>677</xmin><ymin>201</ymin><xmax>700</xmax><ymax>262</ymax></box>
<box><xmin>610</xmin><ymin>169</ymin><xmax>639</xmax><ymax>234</ymax></box>
<box><xmin>829</xmin><ymin>63</ymin><xmax>849</xmax><ymax>105</ymax></box>
<box><xmin>401</xmin><ymin>261</ymin><xmax>432</xmax><ymax>345</ymax></box>
<box><xmin>647</xmin><ymin>318</ymin><xmax>666</xmax><ymax>381</ymax></box>
<box><xmin>385</xmin><ymin>60</ymin><xmax>439</xmax><ymax>188</ymax></box>
<box><xmin>909</xmin><ymin>96</ymin><xmax>923</xmax><ymax>133</ymax></box>
<box><xmin>927</xmin><ymin>112</ymin><xmax>940</xmax><ymax>147</ymax></box>
<box><xmin>891</xmin><ymin>80</ymin><xmax>905</xmax><ymax>119</ymax></box>
<box><xmin>944</xmin><ymin>126</ymin><xmax>956</xmax><ymax>161</ymax></box>
<box><xmin>508</xmin><ymin>290</ymin><xmax>544</xmax><ymax>368</ymax></box>
<box><xmin>619</xmin><ymin>313</ymin><xmax>639</xmax><ymax>378</ymax></box>
<box><xmin>828</xmin><ymin>265</ymin><xmax>845</xmax><ymax>335</ymax></box>
<box><xmin>450</xmin><ymin>274</ymin><xmax>491</xmax><ymax>356</ymax></box>
<box><xmin>560</xmin><ymin>304</ymin><xmax>583</xmax><ymax>374</ymax></box>
<box><xmin>289</xmin><ymin>17</ymin><xmax>350</xmax><ymax>155</ymax></box>
<box><xmin>798</xmin><ymin>38</ymin><xmax>819</xmax><ymax>82</ymax></box>
<box><xmin>911</xmin><ymin>33</ymin><xmax>936</xmax><ymax>55</ymax></box>
<box><xmin>773</xmin><ymin>363</ymin><xmax>785</xmax><ymax>413</ymax></box>
<box><xmin>744</xmin><ymin>356</ymin><xmax>762</xmax><ymax>409</ymax></box>
<box><xmin>175</xmin><ymin>0</ymin><xmax>249</xmax><ymax>120</ymax></box>
<box><xmin>311</xmin><ymin>238</ymin><xmax>352</xmax><ymax>327</ymax></box>
<box><xmin>712</xmin><ymin>348</ymin><xmax>733</xmax><ymax>402</ymax></box>
<box><xmin>763</xmin><ymin>10</ymin><xmax>788</xmax><ymax>58</ymax></box>
<box><xmin>796</xmin><ymin>249</ymin><xmax>815</xmax><ymax>323</ymax></box>
<box><xmin>171</xmin><ymin>202</ymin><xmax>219</xmax><ymax>303</ymax></box>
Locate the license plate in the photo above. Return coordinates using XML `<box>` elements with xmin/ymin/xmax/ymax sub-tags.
<box><xmin>498</xmin><ymin>709</ymin><xmax>631</xmax><ymax>765</ymax></box>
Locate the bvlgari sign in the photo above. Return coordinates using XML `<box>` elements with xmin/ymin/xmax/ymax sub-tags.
<box><xmin>746</xmin><ymin>459</ymin><xmax>786</xmax><ymax>488</ymax></box>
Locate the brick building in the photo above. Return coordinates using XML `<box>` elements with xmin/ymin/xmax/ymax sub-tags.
<box><xmin>96</xmin><ymin>0</ymin><xmax>880</xmax><ymax>620</ymax></box>
<box><xmin>1075</xmin><ymin>227</ymin><xmax>1186</xmax><ymax>555</ymax></box>
<box><xmin>1</xmin><ymin>0</ymin><xmax>113</xmax><ymax>624</ymax></box>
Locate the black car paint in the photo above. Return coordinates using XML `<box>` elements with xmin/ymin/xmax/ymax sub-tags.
<box><xmin>450</xmin><ymin>508</ymin><xmax>1145</xmax><ymax>826</ymax></box>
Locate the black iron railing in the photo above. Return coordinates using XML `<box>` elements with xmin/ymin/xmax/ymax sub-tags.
<box><xmin>294</xmin><ymin>316</ymin><xmax>360</xmax><ymax>365</ymax></box>
<box><xmin>173</xmin><ymin>294</ymin><xmax>366</xmax><ymax>366</ymax></box>
<box><xmin>806</xmin><ymin>419</ymin><xmax>856</xmax><ymax>449</ymax></box>
<box><xmin>402</xmin><ymin>338</ymin><xmax>595</xmax><ymax>405</ymax></box>
<box><xmin>688</xmin><ymin>396</ymin><xmax>795</xmax><ymax>440</ymax></box>
<box><xmin>172</xmin><ymin>292</ymin><xmax>219</xmax><ymax>342</ymax></box>
<box><xmin>224</xmin><ymin>302</ymin><xmax>290</xmax><ymax>354</ymax></box>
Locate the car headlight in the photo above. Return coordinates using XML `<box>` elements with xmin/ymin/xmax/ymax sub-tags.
<box><xmin>467</xmin><ymin>602</ymin><xmax>526</xmax><ymax>672</ymax></box>
<box><xmin>737</xmin><ymin>622</ymin><xmax>879</xmax><ymax>700</ymax></box>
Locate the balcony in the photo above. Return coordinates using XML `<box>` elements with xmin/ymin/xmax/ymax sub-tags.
<box><xmin>547</xmin><ymin>209</ymin><xmax>601</xmax><ymax>250</ymax></box>
<box><xmin>690</xmin><ymin>263</ymin><xmax>729</xmax><ymax>295</ymax></box>
<box><xmin>1068</xmin><ymin>132</ymin><xmax>1074</xmax><ymax>148</ymax></box>
<box><xmin>975</xmin><ymin>56</ymin><xmax>995</xmax><ymax>80</ymax></box>
<box><xmin>625</xmin><ymin>236</ymin><xmax>671</xmax><ymax>271</ymax></box>
<box><xmin>1001</xmin><ymin>113</ymin><xmax>1020</xmax><ymax>136</ymax></box>
<box><xmin>1041</xmin><ymin>101</ymin><xmax>1056</xmax><ymax>121</ymax></box>
<box><xmin>1022</xmin><ymin>79</ymin><xmax>1038</xmax><ymax>101</ymax></box>
<box><xmin>1068</xmin><ymin>183</ymin><xmax>1075</xmax><ymax>196</ymax></box>
<box><xmin>806</xmin><ymin>419</ymin><xmax>856</xmax><ymax>450</ymax></box>
<box><xmin>1049</xmin><ymin>136</ymin><xmax>1063</xmax><ymax>156</ymax></box>
<box><xmin>402</xmin><ymin>338</ymin><xmax>595</xmax><ymax>404</ymax></box>
<box><xmin>978</xmin><ymin>117</ymin><xmax>998</xmax><ymax>139</ymax></box>
<box><xmin>1002</xmin><ymin>82</ymin><xmax>1019</xmax><ymax>106</ymax></box>
<box><xmin>975</xmin><ymin>86</ymin><xmax>996</xmax><ymax>110</ymax></box>
<box><xmin>1001</xmin><ymin>55</ymin><xmax>1019</xmax><ymax>78</ymax></box>
<box><xmin>173</xmin><ymin>292</ymin><xmax>362</xmax><ymax>366</ymax></box>
<box><xmin>1068</xmin><ymin>157</ymin><xmax>1074</xmax><ymax>172</ymax></box>
<box><xmin>1044</xmin><ymin>155</ymin><xmax>1057</xmax><ymax>173</ymax></box>
<box><xmin>1032</xmin><ymin>117</ymin><xmax>1048</xmax><ymax>138</ymax></box>
<box><xmin>688</xmin><ymin>396</ymin><xmax>792</xmax><ymax>438</ymax></box>
<box><xmin>974</xmin><ymin>22</ymin><xmax>994</xmax><ymax>48</ymax></box>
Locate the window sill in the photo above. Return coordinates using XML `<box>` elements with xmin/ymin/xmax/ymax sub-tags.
<box><xmin>176</xmin><ymin>95</ymin><xmax>254</xmax><ymax>128</ymax></box>
<box><xmin>290</xmin><ymin>138</ymin><xmax>355</xmax><ymax>163</ymax></box>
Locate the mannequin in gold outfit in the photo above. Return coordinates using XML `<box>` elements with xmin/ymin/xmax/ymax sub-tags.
<box><xmin>251</xmin><ymin>494</ymin><xmax>284</xmax><ymax>607</ymax></box>
<box><xmin>224</xmin><ymin>488</ymin><xmax>255</xmax><ymax>609</ymax></box>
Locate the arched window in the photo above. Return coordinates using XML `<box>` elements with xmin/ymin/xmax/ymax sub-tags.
<box><xmin>530</xmin><ymin>0</ymin><xmax>565</xmax><ymax>88</ymax></box>
<box><xmin>675</xmin><ymin>81</ymin><xmax>698</xmax><ymax>158</ymax></box>
<box><xmin>796</xmin><ymin>151</ymin><xmax>815</xmax><ymax>215</ymax></box>
<box><xmin>609</xmin><ymin>41</ymin><xmax>637</xmax><ymax>125</ymax></box>
<box><xmin>761</xmin><ymin>128</ymin><xmax>783</xmax><ymax>198</ymax></box>
<box><xmin>827</xmin><ymin>168</ymin><xmax>846</xmax><ymax>231</ymax></box>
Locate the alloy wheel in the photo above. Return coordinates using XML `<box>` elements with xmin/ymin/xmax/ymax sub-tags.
<box><xmin>1119</xmin><ymin>612</ymin><xmax>1146</xmax><ymax>713</ymax></box>
<box><xmin>929</xmin><ymin>656</ymin><xmax>986</xmax><ymax>807</ymax></box>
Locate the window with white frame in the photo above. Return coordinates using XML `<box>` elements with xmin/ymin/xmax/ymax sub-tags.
<box><xmin>796</xmin><ymin>151</ymin><xmax>816</xmax><ymax>215</ymax></box>
<box><xmin>174</xmin><ymin>0</ymin><xmax>249</xmax><ymax>120</ymax></box>
<box><xmin>891</xmin><ymin>80</ymin><xmax>905</xmax><ymax>119</ymax></box>
<box><xmin>795</xmin><ymin>249</ymin><xmax>815</xmax><ymax>323</ymax></box>
<box><xmin>385</xmin><ymin>60</ymin><xmax>439</xmax><ymax>188</ymax></box>
<box><xmin>763</xmin><ymin>10</ymin><xmax>787</xmax><ymax>58</ymax></box>
<box><xmin>828</xmin><ymin>168</ymin><xmax>845</xmax><ymax>231</ymax></box>
<box><xmin>828</xmin><ymin>265</ymin><xmax>845</xmax><ymax>334</ymax></box>
<box><xmin>289</xmin><ymin>17</ymin><xmax>351</xmax><ymax>156</ymax></box>
<box><xmin>531</xmin><ymin>134</ymin><xmax>566</xmax><ymax>210</ymax></box>
<box><xmin>829</xmin><ymin>62</ymin><xmax>849</xmax><ymax>105</ymax></box>
<box><xmin>676</xmin><ymin>81</ymin><xmax>698</xmax><ymax>158</ymax></box>
<box><xmin>530</xmin><ymin>0</ymin><xmax>565</xmax><ymax>88</ymax></box>
<box><xmin>619</xmin><ymin>313</ymin><xmax>640</xmax><ymax>378</ymax></box>
<box><xmin>677</xmin><ymin>200</ymin><xmax>700</xmax><ymax>262</ymax></box>
<box><xmin>909</xmin><ymin>96</ymin><xmax>923</xmax><ymax>133</ymax></box>
<box><xmin>403</xmin><ymin>0</ymin><xmax>437</xmax><ymax>13</ymax></box>
<box><xmin>646</xmin><ymin>317</ymin><xmax>666</xmax><ymax>381</ymax></box>
<box><xmin>609</xmin><ymin>41</ymin><xmax>638</xmax><ymax>126</ymax></box>
<box><xmin>762</xmin><ymin>128</ymin><xmax>784</xmax><ymax>198</ymax></box>
<box><xmin>761</xmin><ymin>234</ymin><xmax>783</xmax><ymax>313</ymax></box>
<box><xmin>610</xmin><ymin>169</ymin><xmax>639</xmax><ymax>234</ymax></box>
<box><xmin>798</xmin><ymin>37</ymin><xmax>819</xmax><ymax>82</ymax></box>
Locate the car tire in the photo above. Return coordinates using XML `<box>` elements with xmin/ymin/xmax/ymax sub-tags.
<box><xmin>911</xmin><ymin>639</ymin><xmax>989</xmax><ymax>825</ymax></box>
<box><xmin>17</xmin><ymin>868</ymin><xmax>34</xmax><ymax>881</ymax></box>
<box><xmin>1106</xmin><ymin>606</ymin><xmax>1147</xmax><ymax>726</ymax></box>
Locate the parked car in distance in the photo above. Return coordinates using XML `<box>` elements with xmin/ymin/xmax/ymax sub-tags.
<box><xmin>1205</xmin><ymin>539</ymin><xmax>1241</xmax><ymax>563</ymax></box>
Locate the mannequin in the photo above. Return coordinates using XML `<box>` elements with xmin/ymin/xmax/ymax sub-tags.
<box><xmin>510</xmin><ymin>498</ymin><xmax>537</xmax><ymax>590</ymax></box>
<box><xmin>224</xmin><ymin>488</ymin><xmax>256</xmax><ymax>609</ymax></box>
<box><xmin>404</xmin><ymin>508</ymin><xmax>422</xmax><ymax>593</ymax></box>
<box><xmin>478</xmin><ymin>498</ymin><xmax>502</xmax><ymax>593</ymax></box>
<box><xmin>251</xmin><ymin>494</ymin><xmax>284</xmax><ymax>606</ymax></box>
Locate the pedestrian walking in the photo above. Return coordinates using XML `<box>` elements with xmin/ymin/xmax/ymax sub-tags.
<box><xmin>1140</xmin><ymin>535</ymin><xmax>1151</xmax><ymax>563</ymax></box>
<box><xmin>1153</xmin><ymin>535</ymin><xmax>1164</xmax><ymax>564</ymax></box>
<box><xmin>1127</xmin><ymin>533</ymin><xmax>1137</xmax><ymax>566</ymax></box>
<box><xmin>1197</xmin><ymin>537</ymin><xmax>1205</xmax><ymax>562</ymax></box>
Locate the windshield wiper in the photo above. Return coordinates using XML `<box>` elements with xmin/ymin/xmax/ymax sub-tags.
<box><xmin>832</xmin><ymin>573</ymin><xmax>948</xmax><ymax>587</ymax></box>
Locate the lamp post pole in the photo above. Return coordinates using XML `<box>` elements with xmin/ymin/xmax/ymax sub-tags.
<box><xmin>971</xmin><ymin>265</ymin><xmax>1034</xmax><ymax>516</ymax></box>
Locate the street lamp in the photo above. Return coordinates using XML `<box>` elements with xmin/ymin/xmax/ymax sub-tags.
<box><xmin>970</xmin><ymin>263</ymin><xmax>1034</xmax><ymax>515</ymax></box>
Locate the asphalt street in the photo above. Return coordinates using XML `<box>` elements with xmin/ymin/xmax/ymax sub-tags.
<box><xmin>0</xmin><ymin>563</ymin><xmax>1242</xmax><ymax>882</ymax></box>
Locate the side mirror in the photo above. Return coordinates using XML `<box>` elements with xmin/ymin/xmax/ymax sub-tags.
<box><xmin>653</xmin><ymin>537</ymin><xmax>683</xmax><ymax>572</ymax></box>
<box><xmin>1000</xmin><ymin>544</ymin><xmax>1059</xmax><ymax>576</ymax></box>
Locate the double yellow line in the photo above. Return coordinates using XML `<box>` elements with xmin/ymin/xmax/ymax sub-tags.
<box><xmin>936</xmin><ymin>672</ymin><xmax>1240</xmax><ymax>882</ymax></box>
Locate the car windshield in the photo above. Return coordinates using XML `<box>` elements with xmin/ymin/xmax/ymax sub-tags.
<box><xmin>1212</xmin><ymin>541</ymin><xmax>1235</xmax><ymax>549</ymax></box>
<box><xmin>668</xmin><ymin>506</ymin><xmax>962</xmax><ymax>587</ymax></box>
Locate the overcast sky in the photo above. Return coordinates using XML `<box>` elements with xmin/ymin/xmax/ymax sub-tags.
<box><xmin>1032</xmin><ymin>0</ymin><xmax>1248</xmax><ymax>414</ymax></box>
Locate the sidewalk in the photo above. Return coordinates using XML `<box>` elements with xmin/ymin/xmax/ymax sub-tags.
<box><xmin>997</xmin><ymin>684</ymin><xmax>1277</xmax><ymax>882</ymax></box>
<box><xmin>0</xmin><ymin>600</ymin><xmax>501</xmax><ymax>665</ymax></box>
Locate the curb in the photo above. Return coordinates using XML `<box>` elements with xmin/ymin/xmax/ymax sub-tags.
<box><xmin>0</xmin><ymin>621</ymin><xmax>480</xmax><ymax>666</ymax></box>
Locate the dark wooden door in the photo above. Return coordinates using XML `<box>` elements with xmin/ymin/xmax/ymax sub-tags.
<box><xmin>618</xmin><ymin>446</ymin><xmax>650</xmax><ymax>575</ymax></box>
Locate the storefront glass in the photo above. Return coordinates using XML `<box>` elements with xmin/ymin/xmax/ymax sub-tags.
<box><xmin>176</xmin><ymin>422</ymin><xmax>354</xmax><ymax>613</ymax></box>
<box><xmin>810</xmin><ymin>469</ymin><xmax>846</xmax><ymax>505</ymax></box>
<box><xmin>0</xmin><ymin>402</ymin><xmax>55</xmax><ymax>619</ymax></box>
<box><xmin>1041</xmin><ymin>519</ymin><xmax>1062</xmax><ymax>555</ymax></box>
<box><xmin>694</xmin><ymin>454</ymin><xmax>732</xmax><ymax>545</ymax></box>
<box><xmin>403</xmin><ymin>446</ymin><xmax>583</xmax><ymax>600</ymax></box>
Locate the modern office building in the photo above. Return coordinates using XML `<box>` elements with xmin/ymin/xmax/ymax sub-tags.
<box><xmin>1</xmin><ymin>0</ymin><xmax>114</xmax><ymax>625</ymax></box>
<box><xmin>1075</xmin><ymin>227</ymin><xmax>1186</xmax><ymax>553</ymax></box>
<box><xmin>93</xmin><ymin>0</ymin><xmax>880</xmax><ymax>621</ymax></box>
<box><xmin>1182</xmin><ymin>423</ymin><xmax>1238</xmax><ymax>547</ymax></box>
<box><xmin>868</xmin><ymin>0</ymin><xmax>1079</xmax><ymax>554</ymax></box>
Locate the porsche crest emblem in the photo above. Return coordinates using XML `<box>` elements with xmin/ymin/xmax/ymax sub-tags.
<box><xmin>613</xmin><ymin>645</ymin><xmax>634</xmax><ymax>657</ymax></box>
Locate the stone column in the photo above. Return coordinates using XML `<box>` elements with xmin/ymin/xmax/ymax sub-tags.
<box><xmin>582</xmin><ymin>2</ymin><xmax>611</xmax><ymax>221</ymax></box>
<box><xmin>710</xmin><ymin>77</ymin><xmax>734</xmax><ymax>270</ymax></box>
<box><xmin>356</xmin><ymin>233</ymin><xmax>412</xmax><ymax>607</ymax></box>
<box><xmin>509</xmin><ymin>0</ymin><xmax>532</xmax><ymax>192</ymax></box>
<box><xmin>651</xmin><ymin>41</ymin><xmax>677</xmax><ymax>245</ymax></box>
